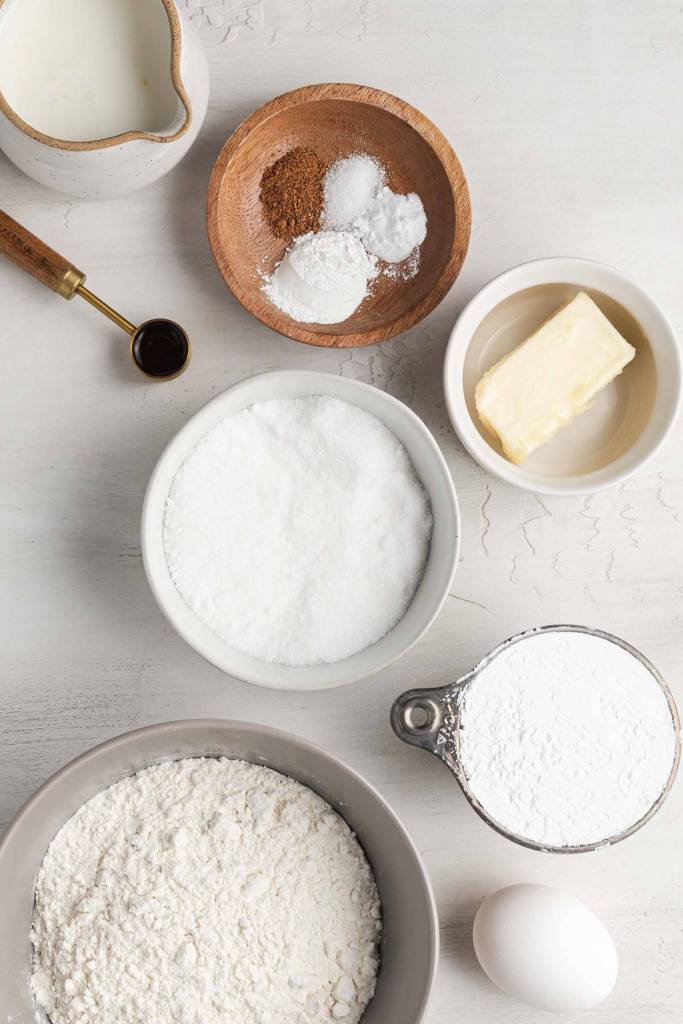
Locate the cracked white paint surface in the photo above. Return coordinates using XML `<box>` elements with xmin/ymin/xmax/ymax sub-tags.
<box><xmin>181</xmin><ymin>0</ymin><xmax>264</xmax><ymax>44</ymax></box>
<box><xmin>1</xmin><ymin>3</ymin><xmax>682</xmax><ymax>1023</ymax></box>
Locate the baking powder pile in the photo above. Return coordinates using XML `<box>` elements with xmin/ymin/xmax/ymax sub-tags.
<box><xmin>353</xmin><ymin>187</ymin><xmax>427</xmax><ymax>263</ymax></box>
<box><xmin>164</xmin><ymin>396</ymin><xmax>433</xmax><ymax>666</ymax></box>
<box><xmin>31</xmin><ymin>758</ymin><xmax>381</xmax><ymax>1024</ymax></box>
<box><xmin>457</xmin><ymin>631</ymin><xmax>677</xmax><ymax>848</ymax></box>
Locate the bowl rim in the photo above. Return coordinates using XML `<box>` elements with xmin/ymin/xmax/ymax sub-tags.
<box><xmin>206</xmin><ymin>81</ymin><xmax>471</xmax><ymax>348</ymax></box>
<box><xmin>141</xmin><ymin>370</ymin><xmax>461</xmax><ymax>690</ymax></box>
<box><xmin>0</xmin><ymin>719</ymin><xmax>440</xmax><ymax>1024</ymax></box>
<box><xmin>443</xmin><ymin>256</ymin><xmax>682</xmax><ymax>496</ymax></box>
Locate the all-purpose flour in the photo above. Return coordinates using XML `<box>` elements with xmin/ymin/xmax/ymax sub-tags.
<box><xmin>457</xmin><ymin>631</ymin><xmax>677</xmax><ymax>848</ymax></box>
<box><xmin>31</xmin><ymin>758</ymin><xmax>381</xmax><ymax>1024</ymax></box>
<box><xmin>163</xmin><ymin>396</ymin><xmax>433</xmax><ymax>666</ymax></box>
<box><xmin>262</xmin><ymin>232</ymin><xmax>378</xmax><ymax>324</ymax></box>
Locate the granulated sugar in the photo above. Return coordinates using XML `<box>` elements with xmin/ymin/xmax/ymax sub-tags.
<box><xmin>457</xmin><ymin>631</ymin><xmax>677</xmax><ymax>848</ymax></box>
<box><xmin>164</xmin><ymin>396</ymin><xmax>433</xmax><ymax>666</ymax></box>
<box><xmin>31</xmin><ymin>758</ymin><xmax>381</xmax><ymax>1024</ymax></box>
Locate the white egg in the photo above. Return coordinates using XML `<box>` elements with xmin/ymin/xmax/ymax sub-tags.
<box><xmin>473</xmin><ymin>884</ymin><xmax>618</xmax><ymax>1012</ymax></box>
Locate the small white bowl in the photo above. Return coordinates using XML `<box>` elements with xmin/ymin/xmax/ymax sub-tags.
<box><xmin>142</xmin><ymin>371</ymin><xmax>460</xmax><ymax>690</ymax></box>
<box><xmin>444</xmin><ymin>258</ymin><xmax>681</xmax><ymax>495</ymax></box>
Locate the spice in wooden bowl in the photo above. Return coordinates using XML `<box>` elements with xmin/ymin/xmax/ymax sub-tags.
<box><xmin>259</xmin><ymin>147</ymin><xmax>326</xmax><ymax>240</ymax></box>
<box><xmin>207</xmin><ymin>83</ymin><xmax>472</xmax><ymax>347</ymax></box>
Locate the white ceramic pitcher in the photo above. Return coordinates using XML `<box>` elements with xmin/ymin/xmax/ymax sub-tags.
<box><xmin>0</xmin><ymin>0</ymin><xmax>209</xmax><ymax>198</ymax></box>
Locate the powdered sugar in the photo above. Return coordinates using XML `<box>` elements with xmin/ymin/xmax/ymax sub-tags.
<box><xmin>457</xmin><ymin>631</ymin><xmax>677</xmax><ymax>848</ymax></box>
<box><xmin>163</xmin><ymin>396</ymin><xmax>433</xmax><ymax>666</ymax></box>
<box><xmin>31</xmin><ymin>757</ymin><xmax>381</xmax><ymax>1024</ymax></box>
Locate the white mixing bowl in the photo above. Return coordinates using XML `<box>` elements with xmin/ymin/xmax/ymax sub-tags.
<box><xmin>142</xmin><ymin>371</ymin><xmax>460</xmax><ymax>689</ymax></box>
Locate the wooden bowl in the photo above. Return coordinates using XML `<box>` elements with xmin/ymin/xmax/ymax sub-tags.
<box><xmin>207</xmin><ymin>83</ymin><xmax>471</xmax><ymax>348</ymax></box>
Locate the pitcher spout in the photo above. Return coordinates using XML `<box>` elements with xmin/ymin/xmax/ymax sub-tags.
<box><xmin>0</xmin><ymin>0</ymin><xmax>209</xmax><ymax>196</ymax></box>
<box><xmin>0</xmin><ymin>0</ymin><xmax>194</xmax><ymax>149</ymax></box>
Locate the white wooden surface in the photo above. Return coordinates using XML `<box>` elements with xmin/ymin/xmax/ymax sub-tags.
<box><xmin>1</xmin><ymin>2</ymin><xmax>682</xmax><ymax>1021</ymax></box>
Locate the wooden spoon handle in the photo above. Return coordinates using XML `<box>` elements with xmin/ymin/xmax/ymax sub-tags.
<box><xmin>0</xmin><ymin>208</ymin><xmax>85</xmax><ymax>299</ymax></box>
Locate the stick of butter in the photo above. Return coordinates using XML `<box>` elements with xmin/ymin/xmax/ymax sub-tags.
<box><xmin>475</xmin><ymin>292</ymin><xmax>636</xmax><ymax>464</ymax></box>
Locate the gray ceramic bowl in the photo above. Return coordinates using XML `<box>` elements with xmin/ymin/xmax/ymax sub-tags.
<box><xmin>0</xmin><ymin>720</ymin><xmax>438</xmax><ymax>1024</ymax></box>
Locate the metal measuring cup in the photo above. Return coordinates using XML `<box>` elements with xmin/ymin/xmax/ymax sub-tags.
<box><xmin>391</xmin><ymin>624</ymin><xmax>681</xmax><ymax>853</ymax></box>
<box><xmin>0</xmin><ymin>209</ymin><xmax>191</xmax><ymax>380</ymax></box>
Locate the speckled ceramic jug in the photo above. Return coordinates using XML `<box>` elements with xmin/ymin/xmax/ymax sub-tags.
<box><xmin>0</xmin><ymin>0</ymin><xmax>209</xmax><ymax>198</ymax></box>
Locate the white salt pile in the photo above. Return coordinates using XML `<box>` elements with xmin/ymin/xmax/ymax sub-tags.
<box><xmin>322</xmin><ymin>153</ymin><xmax>386</xmax><ymax>230</ymax></box>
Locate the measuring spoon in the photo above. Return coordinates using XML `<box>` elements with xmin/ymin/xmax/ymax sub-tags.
<box><xmin>0</xmin><ymin>209</ymin><xmax>191</xmax><ymax>380</ymax></box>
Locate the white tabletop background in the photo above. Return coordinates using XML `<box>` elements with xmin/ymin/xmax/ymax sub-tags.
<box><xmin>1</xmin><ymin>2</ymin><xmax>682</xmax><ymax>1021</ymax></box>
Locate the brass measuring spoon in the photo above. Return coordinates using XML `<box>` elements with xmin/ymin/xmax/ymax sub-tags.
<box><xmin>0</xmin><ymin>209</ymin><xmax>191</xmax><ymax>380</ymax></box>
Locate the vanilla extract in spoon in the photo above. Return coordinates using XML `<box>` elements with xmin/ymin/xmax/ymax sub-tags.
<box><xmin>0</xmin><ymin>208</ymin><xmax>191</xmax><ymax>380</ymax></box>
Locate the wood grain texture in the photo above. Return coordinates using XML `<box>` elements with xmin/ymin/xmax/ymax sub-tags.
<box><xmin>207</xmin><ymin>83</ymin><xmax>471</xmax><ymax>347</ymax></box>
<box><xmin>0</xmin><ymin>208</ymin><xmax>83</xmax><ymax>297</ymax></box>
<box><xmin>1</xmin><ymin>3</ymin><xmax>683</xmax><ymax>1023</ymax></box>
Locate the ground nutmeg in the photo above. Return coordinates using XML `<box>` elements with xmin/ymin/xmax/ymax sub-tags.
<box><xmin>259</xmin><ymin>146</ymin><xmax>326</xmax><ymax>240</ymax></box>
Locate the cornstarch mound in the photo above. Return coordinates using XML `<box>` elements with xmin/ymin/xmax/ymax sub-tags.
<box><xmin>31</xmin><ymin>758</ymin><xmax>381</xmax><ymax>1024</ymax></box>
<box><xmin>163</xmin><ymin>396</ymin><xmax>433</xmax><ymax>666</ymax></box>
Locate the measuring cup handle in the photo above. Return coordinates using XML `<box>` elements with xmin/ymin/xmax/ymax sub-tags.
<box><xmin>390</xmin><ymin>686</ymin><xmax>447</xmax><ymax>752</ymax></box>
<box><xmin>0</xmin><ymin>208</ymin><xmax>85</xmax><ymax>299</ymax></box>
